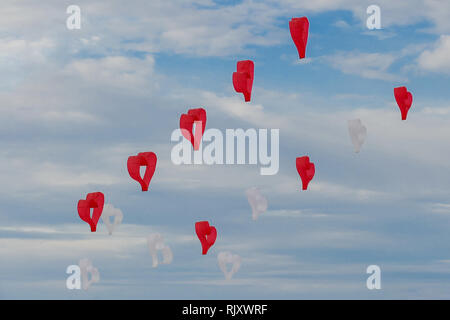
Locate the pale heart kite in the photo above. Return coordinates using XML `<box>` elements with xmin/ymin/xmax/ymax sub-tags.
<box><xmin>348</xmin><ymin>119</ymin><xmax>367</xmax><ymax>153</ymax></box>
<box><xmin>147</xmin><ymin>233</ymin><xmax>173</xmax><ymax>268</ymax></box>
<box><xmin>101</xmin><ymin>204</ymin><xmax>123</xmax><ymax>235</ymax></box>
<box><xmin>217</xmin><ymin>251</ymin><xmax>241</xmax><ymax>280</ymax></box>
<box><xmin>245</xmin><ymin>187</ymin><xmax>268</xmax><ymax>221</ymax></box>
<box><xmin>78</xmin><ymin>258</ymin><xmax>100</xmax><ymax>290</ymax></box>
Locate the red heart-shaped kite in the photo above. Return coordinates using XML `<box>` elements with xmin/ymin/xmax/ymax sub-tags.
<box><xmin>296</xmin><ymin>156</ymin><xmax>315</xmax><ymax>190</ymax></box>
<box><xmin>77</xmin><ymin>192</ymin><xmax>105</xmax><ymax>232</ymax></box>
<box><xmin>394</xmin><ymin>86</ymin><xmax>413</xmax><ymax>120</ymax></box>
<box><xmin>127</xmin><ymin>152</ymin><xmax>157</xmax><ymax>191</ymax></box>
<box><xmin>180</xmin><ymin>108</ymin><xmax>207</xmax><ymax>150</ymax></box>
<box><xmin>195</xmin><ymin>221</ymin><xmax>217</xmax><ymax>255</ymax></box>
<box><xmin>232</xmin><ymin>60</ymin><xmax>254</xmax><ymax>102</ymax></box>
<box><xmin>289</xmin><ymin>17</ymin><xmax>309</xmax><ymax>59</ymax></box>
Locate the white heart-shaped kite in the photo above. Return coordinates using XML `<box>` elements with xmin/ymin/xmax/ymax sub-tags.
<box><xmin>348</xmin><ymin>118</ymin><xmax>367</xmax><ymax>153</ymax></box>
<box><xmin>101</xmin><ymin>204</ymin><xmax>123</xmax><ymax>235</ymax></box>
<box><xmin>147</xmin><ymin>233</ymin><xmax>173</xmax><ymax>268</ymax></box>
<box><xmin>245</xmin><ymin>187</ymin><xmax>268</xmax><ymax>221</ymax></box>
<box><xmin>78</xmin><ymin>258</ymin><xmax>100</xmax><ymax>290</ymax></box>
<box><xmin>218</xmin><ymin>251</ymin><xmax>241</xmax><ymax>280</ymax></box>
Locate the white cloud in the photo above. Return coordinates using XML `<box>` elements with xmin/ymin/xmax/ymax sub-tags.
<box><xmin>64</xmin><ymin>55</ymin><xmax>156</xmax><ymax>90</ymax></box>
<box><xmin>0</xmin><ymin>37</ymin><xmax>55</xmax><ymax>88</ymax></box>
<box><xmin>0</xmin><ymin>37</ymin><xmax>54</xmax><ymax>62</ymax></box>
<box><xmin>417</xmin><ymin>35</ymin><xmax>450</xmax><ymax>74</ymax></box>
<box><xmin>334</xmin><ymin>20</ymin><xmax>351</xmax><ymax>28</ymax></box>
<box><xmin>0</xmin><ymin>223</ymin><xmax>194</xmax><ymax>260</ymax></box>
<box><xmin>264</xmin><ymin>209</ymin><xmax>329</xmax><ymax>218</ymax></box>
<box><xmin>0</xmin><ymin>0</ymin><xmax>448</xmax><ymax>62</ymax></box>
<box><xmin>32</xmin><ymin>163</ymin><xmax>121</xmax><ymax>187</ymax></box>
<box><xmin>40</xmin><ymin>111</ymin><xmax>102</xmax><ymax>124</ymax></box>
<box><xmin>422</xmin><ymin>106</ymin><xmax>450</xmax><ymax>115</ymax></box>
<box><xmin>324</xmin><ymin>51</ymin><xmax>405</xmax><ymax>81</ymax></box>
<box><xmin>430</xmin><ymin>203</ymin><xmax>450</xmax><ymax>214</ymax></box>
<box><xmin>282</xmin><ymin>0</ymin><xmax>450</xmax><ymax>34</ymax></box>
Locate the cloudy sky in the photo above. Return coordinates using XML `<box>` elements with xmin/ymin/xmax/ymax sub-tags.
<box><xmin>1</xmin><ymin>0</ymin><xmax>450</xmax><ymax>299</ymax></box>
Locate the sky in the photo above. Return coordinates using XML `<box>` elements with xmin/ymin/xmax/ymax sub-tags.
<box><xmin>1</xmin><ymin>0</ymin><xmax>450</xmax><ymax>299</ymax></box>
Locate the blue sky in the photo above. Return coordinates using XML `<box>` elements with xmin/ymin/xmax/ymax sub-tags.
<box><xmin>1</xmin><ymin>0</ymin><xmax>450</xmax><ymax>299</ymax></box>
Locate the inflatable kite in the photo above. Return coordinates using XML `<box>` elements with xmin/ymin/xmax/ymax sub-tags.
<box><xmin>77</xmin><ymin>192</ymin><xmax>105</xmax><ymax>232</ymax></box>
<box><xmin>101</xmin><ymin>204</ymin><xmax>123</xmax><ymax>235</ymax></box>
<box><xmin>78</xmin><ymin>258</ymin><xmax>100</xmax><ymax>290</ymax></box>
<box><xmin>195</xmin><ymin>221</ymin><xmax>217</xmax><ymax>255</ymax></box>
<box><xmin>127</xmin><ymin>152</ymin><xmax>157</xmax><ymax>191</ymax></box>
<box><xmin>217</xmin><ymin>251</ymin><xmax>241</xmax><ymax>280</ymax></box>
<box><xmin>232</xmin><ymin>60</ymin><xmax>254</xmax><ymax>102</ymax></box>
<box><xmin>245</xmin><ymin>187</ymin><xmax>268</xmax><ymax>221</ymax></box>
<box><xmin>348</xmin><ymin>119</ymin><xmax>367</xmax><ymax>153</ymax></box>
<box><xmin>394</xmin><ymin>86</ymin><xmax>413</xmax><ymax>120</ymax></box>
<box><xmin>180</xmin><ymin>108</ymin><xmax>207</xmax><ymax>150</ymax></box>
<box><xmin>289</xmin><ymin>17</ymin><xmax>309</xmax><ymax>59</ymax></box>
<box><xmin>147</xmin><ymin>233</ymin><xmax>173</xmax><ymax>268</ymax></box>
<box><xmin>296</xmin><ymin>156</ymin><xmax>315</xmax><ymax>190</ymax></box>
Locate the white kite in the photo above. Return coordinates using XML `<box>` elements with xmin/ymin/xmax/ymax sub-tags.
<box><xmin>348</xmin><ymin>118</ymin><xmax>367</xmax><ymax>153</ymax></box>
<box><xmin>147</xmin><ymin>233</ymin><xmax>173</xmax><ymax>268</ymax></box>
<box><xmin>78</xmin><ymin>258</ymin><xmax>100</xmax><ymax>290</ymax></box>
<box><xmin>101</xmin><ymin>204</ymin><xmax>123</xmax><ymax>235</ymax></box>
<box><xmin>218</xmin><ymin>251</ymin><xmax>241</xmax><ymax>280</ymax></box>
<box><xmin>245</xmin><ymin>187</ymin><xmax>268</xmax><ymax>221</ymax></box>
